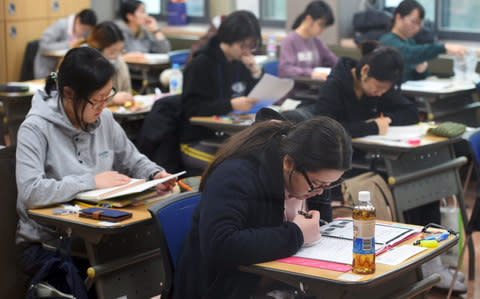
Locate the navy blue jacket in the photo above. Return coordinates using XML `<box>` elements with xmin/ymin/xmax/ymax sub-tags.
<box><xmin>180</xmin><ymin>35</ymin><xmax>259</xmax><ymax>143</ymax></box>
<box><xmin>310</xmin><ymin>57</ymin><xmax>419</xmax><ymax>138</ymax></box>
<box><xmin>173</xmin><ymin>142</ymin><xmax>304</xmax><ymax>298</ymax></box>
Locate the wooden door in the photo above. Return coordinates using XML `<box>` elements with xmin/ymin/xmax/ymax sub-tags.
<box><xmin>0</xmin><ymin>21</ymin><xmax>6</xmax><ymax>84</ymax></box>
<box><xmin>4</xmin><ymin>0</ymin><xmax>47</xmax><ymax>21</ymax></box>
<box><xmin>47</xmin><ymin>0</ymin><xmax>68</xmax><ymax>19</ymax></box>
<box><xmin>66</xmin><ymin>0</ymin><xmax>90</xmax><ymax>15</ymax></box>
<box><xmin>5</xmin><ymin>19</ymin><xmax>48</xmax><ymax>81</ymax></box>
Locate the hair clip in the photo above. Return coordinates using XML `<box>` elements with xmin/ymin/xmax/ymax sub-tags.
<box><xmin>50</xmin><ymin>71</ymin><xmax>58</xmax><ymax>81</ymax></box>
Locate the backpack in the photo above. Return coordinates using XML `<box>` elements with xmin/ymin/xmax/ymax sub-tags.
<box><xmin>26</xmin><ymin>238</ymin><xmax>88</xmax><ymax>299</ymax></box>
<box><xmin>341</xmin><ymin>172</ymin><xmax>397</xmax><ymax>221</ymax></box>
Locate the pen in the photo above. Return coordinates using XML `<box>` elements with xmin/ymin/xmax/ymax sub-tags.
<box><xmin>298</xmin><ymin>210</ymin><xmax>312</xmax><ymax>219</ymax></box>
<box><xmin>422</xmin><ymin>233</ymin><xmax>449</xmax><ymax>242</ymax></box>
<box><xmin>380</xmin><ymin>112</ymin><xmax>384</xmax><ymax>119</ymax></box>
<box><xmin>414</xmin><ymin>240</ymin><xmax>439</xmax><ymax>248</ymax></box>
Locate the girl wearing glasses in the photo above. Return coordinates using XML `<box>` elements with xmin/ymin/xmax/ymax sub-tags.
<box><xmin>15</xmin><ymin>47</ymin><xmax>176</xmax><ymax>290</ymax></box>
<box><xmin>278</xmin><ymin>1</ymin><xmax>338</xmax><ymax>82</ymax></box>
<box><xmin>174</xmin><ymin>116</ymin><xmax>352</xmax><ymax>299</ymax></box>
<box><xmin>180</xmin><ymin>10</ymin><xmax>262</xmax><ymax>175</ymax></box>
<box><xmin>76</xmin><ymin>21</ymin><xmax>134</xmax><ymax>106</ymax></box>
<box><xmin>379</xmin><ymin>0</ymin><xmax>466</xmax><ymax>82</ymax></box>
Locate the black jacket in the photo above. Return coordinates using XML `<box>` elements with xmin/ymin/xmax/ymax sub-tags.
<box><xmin>180</xmin><ymin>35</ymin><xmax>258</xmax><ymax>142</ymax></box>
<box><xmin>173</xmin><ymin>142</ymin><xmax>304</xmax><ymax>298</ymax></box>
<box><xmin>310</xmin><ymin>57</ymin><xmax>419</xmax><ymax>138</ymax></box>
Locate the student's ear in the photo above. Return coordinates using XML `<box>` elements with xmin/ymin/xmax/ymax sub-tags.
<box><xmin>283</xmin><ymin>155</ymin><xmax>295</xmax><ymax>173</ymax></box>
<box><xmin>126</xmin><ymin>12</ymin><xmax>134</xmax><ymax>23</ymax></box>
<box><xmin>63</xmin><ymin>86</ymin><xmax>75</xmax><ymax>102</ymax></box>
<box><xmin>360</xmin><ymin>65</ymin><xmax>370</xmax><ymax>81</ymax></box>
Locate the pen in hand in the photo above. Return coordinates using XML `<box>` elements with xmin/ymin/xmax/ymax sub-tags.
<box><xmin>298</xmin><ymin>210</ymin><xmax>312</xmax><ymax>219</ymax></box>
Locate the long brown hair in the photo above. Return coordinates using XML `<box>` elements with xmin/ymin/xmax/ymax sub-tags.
<box><xmin>200</xmin><ymin>117</ymin><xmax>352</xmax><ymax>191</ymax></box>
<box><xmin>75</xmin><ymin>21</ymin><xmax>124</xmax><ymax>51</ymax></box>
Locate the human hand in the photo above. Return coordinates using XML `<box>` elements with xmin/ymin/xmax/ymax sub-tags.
<box><xmin>445</xmin><ymin>43</ymin><xmax>468</xmax><ymax>58</ymax></box>
<box><xmin>145</xmin><ymin>15</ymin><xmax>159</xmax><ymax>32</ymax></box>
<box><xmin>231</xmin><ymin>96</ymin><xmax>258</xmax><ymax>112</ymax></box>
<box><xmin>241</xmin><ymin>54</ymin><xmax>261</xmax><ymax>77</ymax></box>
<box><xmin>414</xmin><ymin>62</ymin><xmax>428</xmax><ymax>73</ymax></box>
<box><xmin>292</xmin><ymin>210</ymin><xmax>321</xmax><ymax>244</ymax></box>
<box><xmin>122</xmin><ymin>51</ymin><xmax>145</xmax><ymax>61</ymax></box>
<box><xmin>113</xmin><ymin>91</ymin><xmax>135</xmax><ymax>106</ymax></box>
<box><xmin>373</xmin><ymin>117</ymin><xmax>392</xmax><ymax>135</ymax></box>
<box><xmin>153</xmin><ymin>171</ymin><xmax>177</xmax><ymax>192</ymax></box>
<box><xmin>94</xmin><ymin>171</ymin><xmax>131</xmax><ymax>189</ymax></box>
<box><xmin>311</xmin><ymin>70</ymin><xmax>328</xmax><ymax>81</ymax></box>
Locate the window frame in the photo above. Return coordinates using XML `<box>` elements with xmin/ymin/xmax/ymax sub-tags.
<box><xmin>383</xmin><ymin>0</ymin><xmax>480</xmax><ymax>42</ymax></box>
<box><xmin>258</xmin><ymin>0</ymin><xmax>286</xmax><ymax>28</ymax></box>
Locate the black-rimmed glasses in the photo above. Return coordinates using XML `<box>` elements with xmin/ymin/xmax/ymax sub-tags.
<box><xmin>298</xmin><ymin>169</ymin><xmax>344</xmax><ymax>193</ymax></box>
<box><xmin>86</xmin><ymin>87</ymin><xmax>117</xmax><ymax>109</ymax></box>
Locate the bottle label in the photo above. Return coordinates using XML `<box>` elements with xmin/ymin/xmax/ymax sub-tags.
<box><xmin>353</xmin><ymin>220</ymin><xmax>375</xmax><ymax>254</ymax></box>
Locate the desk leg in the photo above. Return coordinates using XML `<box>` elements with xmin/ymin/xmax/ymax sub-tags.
<box><xmin>83</xmin><ymin>222</ymin><xmax>164</xmax><ymax>299</ymax></box>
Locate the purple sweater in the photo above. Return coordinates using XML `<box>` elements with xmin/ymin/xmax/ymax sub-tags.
<box><xmin>278</xmin><ymin>31</ymin><xmax>338</xmax><ymax>78</ymax></box>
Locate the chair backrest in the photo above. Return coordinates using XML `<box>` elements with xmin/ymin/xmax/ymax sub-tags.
<box><xmin>0</xmin><ymin>146</ymin><xmax>23</xmax><ymax>298</ymax></box>
<box><xmin>148</xmin><ymin>191</ymin><xmax>201</xmax><ymax>296</ymax></box>
<box><xmin>465</xmin><ymin>129</ymin><xmax>480</xmax><ymax>232</ymax></box>
<box><xmin>20</xmin><ymin>40</ymin><xmax>39</xmax><ymax>81</ymax></box>
<box><xmin>169</xmin><ymin>49</ymin><xmax>190</xmax><ymax>68</ymax></box>
<box><xmin>263</xmin><ymin>60</ymin><xmax>278</xmax><ymax>76</ymax></box>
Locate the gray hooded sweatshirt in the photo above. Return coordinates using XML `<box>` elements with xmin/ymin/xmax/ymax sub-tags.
<box><xmin>16</xmin><ymin>89</ymin><xmax>164</xmax><ymax>244</ymax></box>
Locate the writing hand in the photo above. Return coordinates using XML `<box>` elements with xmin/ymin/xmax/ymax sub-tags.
<box><xmin>153</xmin><ymin>171</ymin><xmax>177</xmax><ymax>192</ymax></box>
<box><xmin>231</xmin><ymin>96</ymin><xmax>258</xmax><ymax>112</ymax></box>
<box><xmin>293</xmin><ymin>210</ymin><xmax>321</xmax><ymax>244</ymax></box>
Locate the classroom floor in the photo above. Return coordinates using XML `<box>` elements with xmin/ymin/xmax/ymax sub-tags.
<box><xmin>428</xmin><ymin>181</ymin><xmax>479</xmax><ymax>299</ymax></box>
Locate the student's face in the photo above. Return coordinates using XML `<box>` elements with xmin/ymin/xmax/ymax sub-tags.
<box><xmin>82</xmin><ymin>80</ymin><xmax>115</xmax><ymax>123</ymax></box>
<box><xmin>127</xmin><ymin>3</ymin><xmax>149</xmax><ymax>26</ymax></box>
<box><xmin>224</xmin><ymin>38</ymin><xmax>257</xmax><ymax>61</ymax></box>
<box><xmin>102</xmin><ymin>41</ymin><xmax>124</xmax><ymax>60</ymax></box>
<box><xmin>74</xmin><ymin>20</ymin><xmax>94</xmax><ymax>38</ymax></box>
<box><xmin>396</xmin><ymin>8</ymin><xmax>423</xmax><ymax>38</ymax></box>
<box><xmin>308</xmin><ymin>17</ymin><xmax>328</xmax><ymax>37</ymax></box>
<box><xmin>283</xmin><ymin>155</ymin><xmax>344</xmax><ymax>200</ymax></box>
<box><xmin>360</xmin><ymin>65</ymin><xmax>393</xmax><ymax>97</ymax></box>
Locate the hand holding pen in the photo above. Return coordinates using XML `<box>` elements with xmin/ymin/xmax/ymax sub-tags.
<box><xmin>374</xmin><ymin>112</ymin><xmax>392</xmax><ymax>135</ymax></box>
<box><xmin>293</xmin><ymin>210</ymin><xmax>321</xmax><ymax>244</ymax></box>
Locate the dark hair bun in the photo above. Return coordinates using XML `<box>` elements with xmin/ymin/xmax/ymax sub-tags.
<box><xmin>359</xmin><ymin>40</ymin><xmax>380</xmax><ymax>56</ymax></box>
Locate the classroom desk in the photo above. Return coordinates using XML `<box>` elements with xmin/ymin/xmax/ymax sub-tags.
<box><xmin>240</xmin><ymin>223</ymin><xmax>457</xmax><ymax>298</ymax></box>
<box><xmin>28</xmin><ymin>189</ymin><xmax>179</xmax><ymax>299</ymax></box>
<box><xmin>0</xmin><ymin>80</ymin><xmax>43</xmax><ymax>144</ymax></box>
<box><xmin>189</xmin><ymin>115</ymin><xmax>254</xmax><ymax>136</ymax></box>
<box><xmin>352</xmin><ymin>133</ymin><xmax>475</xmax><ymax>280</ymax></box>
<box><xmin>401</xmin><ymin>78</ymin><xmax>478</xmax><ymax>125</ymax></box>
<box><xmin>123</xmin><ymin>55</ymin><xmax>171</xmax><ymax>94</ymax></box>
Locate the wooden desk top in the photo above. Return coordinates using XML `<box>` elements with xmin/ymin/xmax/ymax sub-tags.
<box><xmin>0</xmin><ymin>80</ymin><xmax>44</xmax><ymax>100</ymax></box>
<box><xmin>243</xmin><ymin>224</ymin><xmax>457</xmax><ymax>287</ymax></box>
<box><xmin>401</xmin><ymin>77</ymin><xmax>476</xmax><ymax>97</ymax></box>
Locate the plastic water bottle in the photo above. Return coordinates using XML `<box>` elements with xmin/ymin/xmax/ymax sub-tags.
<box><xmin>169</xmin><ymin>63</ymin><xmax>183</xmax><ymax>94</ymax></box>
<box><xmin>266</xmin><ymin>35</ymin><xmax>277</xmax><ymax>60</ymax></box>
<box><xmin>352</xmin><ymin>191</ymin><xmax>376</xmax><ymax>274</ymax></box>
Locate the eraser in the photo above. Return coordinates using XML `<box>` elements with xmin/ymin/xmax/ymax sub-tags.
<box><xmin>408</xmin><ymin>139</ymin><xmax>421</xmax><ymax>145</ymax></box>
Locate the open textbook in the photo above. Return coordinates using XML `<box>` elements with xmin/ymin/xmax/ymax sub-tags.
<box><xmin>76</xmin><ymin>171</ymin><xmax>186</xmax><ymax>202</ymax></box>
<box><xmin>294</xmin><ymin>219</ymin><xmax>420</xmax><ymax>265</ymax></box>
<box><xmin>232</xmin><ymin>73</ymin><xmax>294</xmax><ymax>114</ymax></box>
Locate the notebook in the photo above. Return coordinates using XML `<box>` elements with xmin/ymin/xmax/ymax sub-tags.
<box><xmin>75</xmin><ymin>171</ymin><xmax>185</xmax><ymax>202</ymax></box>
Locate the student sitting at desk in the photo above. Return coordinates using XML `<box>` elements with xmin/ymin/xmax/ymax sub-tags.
<box><xmin>34</xmin><ymin>9</ymin><xmax>97</xmax><ymax>79</ymax></box>
<box><xmin>174</xmin><ymin>117</ymin><xmax>352</xmax><ymax>299</ymax></box>
<box><xmin>15</xmin><ymin>47</ymin><xmax>176</xmax><ymax>290</ymax></box>
<box><xmin>180</xmin><ymin>10</ymin><xmax>262</xmax><ymax>174</ymax></box>
<box><xmin>116</xmin><ymin>0</ymin><xmax>171</xmax><ymax>56</ymax></box>
<box><xmin>309</xmin><ymin>41</ymin><xmax>419</xmax><ymax>138</ymax></box>
<box><xmin>379</xmin><ymin>0</ymin><xmax>467</xmax><ymax>82</ymax></box>
<box><xmin>278</xmin><ymin>1</ymin><xmax>338</xmax><ymax>81</ymax></box>
<box><xmin>76</xmin><ymin>21</ymin><xmax>134</xmax><ymax>106</ymax></box>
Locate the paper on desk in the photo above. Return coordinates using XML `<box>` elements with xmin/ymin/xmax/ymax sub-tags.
<box><xmin>356</xmin><ymin>125</ymin><xmax>429</xmax><ymax>147</ymax></box>
<box><xmin>143</xmin><ymin>53</ymin><xmax>170</xmax><ymax>63</ymax></box>
<box><xmin>401</xmin><ymin>80</ymin><xmax>454</xmax><ymax>92</ymax></box>
<box><xmin>232</xmin><ymin>74</ymin><xmax>294</xmax><ymax>114</ymax></box>
<box><xmin>313</xmin><ymin>67</ymin><xmax>332</xmax><ymax>75</ymax></box>
<box><xmin>376</xmin><ymin>245</ymin><xmax>427</xmax><ymax>266</ymax></box>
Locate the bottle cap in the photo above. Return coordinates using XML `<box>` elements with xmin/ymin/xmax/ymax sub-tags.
<box><xmin>172</xmin><ymin>63</ymin><xmax>180</xmax><ymax>69</ymax></box>
<box><xmin>358</xmin><ymin>191</ymin><xmax>370</xmax><ymax>202</ymax></box>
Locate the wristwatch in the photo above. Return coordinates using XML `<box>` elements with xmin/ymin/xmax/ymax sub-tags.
<box><xmin>149</xmin><ymin>171</ymin><xmax>161</xmax><ymax>181</ymax></box>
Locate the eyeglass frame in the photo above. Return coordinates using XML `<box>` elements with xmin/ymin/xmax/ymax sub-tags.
<box><xmin>86</xmin><ymin>87</ymin><xmax>117</xmax><ymax>109</ymax></box>
<box><xmin>298</xmin><ymin>169</ymin><xmax>344</xmax><ymax>193</ymax></box>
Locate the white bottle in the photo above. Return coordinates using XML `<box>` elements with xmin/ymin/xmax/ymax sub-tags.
<box><xmin>169</xmin><ymin>63</ymin><xmax>183</xmax><ymax>94</ymax></box>
<box><xmin>266</xmin><ymin>35</ymin><xmax>277</xmax><ymax>60</ymax></box>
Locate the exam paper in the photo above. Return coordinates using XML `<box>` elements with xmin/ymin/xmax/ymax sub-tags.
<box><xmin>247</xmin><ymin>73</ymin><xmax>294</xmax><ymax>103</ymax></box>
<box><xmin>376</xmin><ymin>245</ymin><xmax>427</xmax><ymax>266</ymax></box>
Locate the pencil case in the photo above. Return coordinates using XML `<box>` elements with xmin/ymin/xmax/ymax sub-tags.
<box><xmin>79</xmin><ymin>207</ymin><xmax>132</xmax><ymax>222</ymax></box>
<box><xmin>0</xmin><ymin>84</ymin><xmax>29</xmax><ymax>92</ymax></box>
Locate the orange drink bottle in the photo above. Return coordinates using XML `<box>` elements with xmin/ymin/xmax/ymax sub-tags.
<box><xmin>352</xmin><ymin>191</ymin><xmax>376</xmax><ymax>274</ymax></box>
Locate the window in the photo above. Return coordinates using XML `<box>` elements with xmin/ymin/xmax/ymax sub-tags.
<box><xmin>128</xmin><ymin>0</ymin><xmax>209</xmax><ymax>23</ymax></box>
<box><xmin>384</xmin><ymin>0</ymin><xmax>480</xmax><ymax>41</ymax></box>
<box><xmin>236</xmin><ymin>0</ymin><xmax>286</xmax><ymax>27</ymax></box>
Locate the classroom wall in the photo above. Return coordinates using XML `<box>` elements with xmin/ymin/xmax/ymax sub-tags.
<box><xmin>91</xmin><ymin>0</ymin><xmax>115</xmax><ymax>22</ymax></box>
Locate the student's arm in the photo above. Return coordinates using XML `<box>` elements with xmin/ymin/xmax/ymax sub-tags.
<box><xmin>316</xmin><ymin>38</ymin><xmax>339</xmax><ymax>68</ymax></box>
<box><xmin>108</xmin><ymin>111</ymin><xmax>164</xmax><ymax>179</ymax></box>
<box><xmin>16</xmin><ymin>123</ymin><xmax>96</xmax><ymax>209</ymax></box>
<box><xmin>182</xmin><ymin>57</ymin><xmax>233</xmax><ymax>117</ymax></box>
<box><xmin>278</xmin><ymin>39</ymin><xmax>313</xmax><ymax>78</ymax></box>
<box><xmin>313</xmin><ymin>81</ymin><xmax>378</xmax><ymax>138</ymax></box>
<box><xmin>380</xmin><ymin>92</ymin><xmax>420</xmax><ymax>126</ymax></box>
<box><xmin>38</xmin><ymin>20</ymin><xmax>69</xmax><ymax>53</ymax></box>
<box><xmin>199</xmin><ymin>161</ymin><xmax>304</xmax><ymax>268</ymax></box>
<box><xmin>145</xmin><ymin>29</ymin><xmax>171</xmax><ymax>53</ymax></box>
<box><xmin>381</xmin><ymin>35</ymin><xmax>445</xmax><ymax>65</ymax></box>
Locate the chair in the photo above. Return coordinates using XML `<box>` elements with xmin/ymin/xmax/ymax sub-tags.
<box><xmin>263</xmin><ymin>60</ymin><xmax>278</xmax><ymax>76</ymax></box>
<box><xmin>20</xmin><ymin>40</ymin><xmax>39</xmax><ymax>81</ymax></box>
<box><xmin>0</xmin><ymin>146</ymin><xmax>23</xmax><ymax>298</ymax></box>
<box><xmin>148</xmin><ymin>191</ymin><xmax>201</xmax><ymax>297</ymax></box>
<box><xmin>169</xmin><ymin>49</ymin><xmax>190</xmax><ymax>68</ymax></box>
